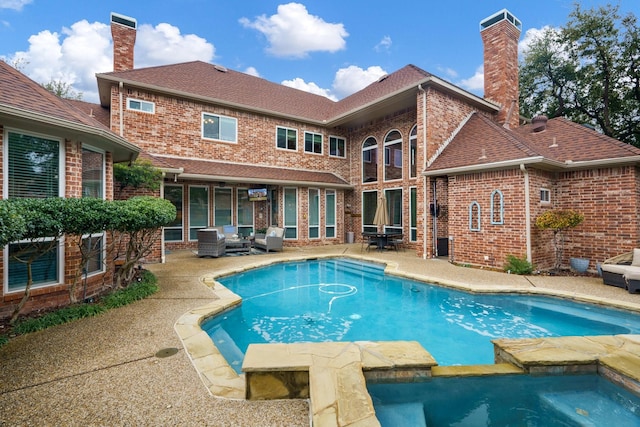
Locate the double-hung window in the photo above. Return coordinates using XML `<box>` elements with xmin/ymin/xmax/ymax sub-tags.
<box><xmin>164</xmin><ymin>185</ymin><xmax>184</xmax><ymax>241</ymax></box>
<box><xmin>304</xmin><ymin>131</ymin><xmax>322</xmax><ymax>154</ymax></box>
<box><xmin>5</xmin><ymin>130</ymin><xmax>64</xmax><ymax>292</ymax></box>
<box><xmin>202</xmin><ymin>113</ymin><xmax>237</xmax><ymax>143</ymax></box>
<box><xmin>277</xmin><ymin>127</ymin><xmax>297</xmax><ymax>150</ymax></box>
<box><xmin>329</xmin><ymin>136</ymin><xmax>346</xmax><ymax>158</ymax></box>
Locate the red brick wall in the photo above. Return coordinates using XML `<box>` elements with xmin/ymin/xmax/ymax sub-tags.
<box><xmin>111</xmin><ymin>21</ymin><xmax>136</xmax><ymax>72</ymax></box>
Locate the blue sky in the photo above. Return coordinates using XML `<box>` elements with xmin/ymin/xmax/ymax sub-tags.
<box><xmin>1</xmin><ymin>0</ymin><xmax>639</xmax><ymax>103</ymax></box>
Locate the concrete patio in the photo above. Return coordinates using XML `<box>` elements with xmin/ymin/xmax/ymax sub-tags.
<box><xmin>0</xmin><ymin>244</ymin><xmax>639</xmax><ymax>426</ymax></box>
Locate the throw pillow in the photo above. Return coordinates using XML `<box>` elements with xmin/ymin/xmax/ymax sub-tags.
<box><xmin>269</xmin><ymin>230</ymin><xmax>276</xmax><ymax>237</ymax></box>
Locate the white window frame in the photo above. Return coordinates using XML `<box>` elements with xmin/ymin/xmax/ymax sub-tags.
<box><xmin>126</xmin><ymin>97</ymin><xmax>155</xmax><ymax>114</ymax></box>
<box><xmin>163</xmin><ymin>184</ymin><xmax>184</xmax><ymax>242</ymax></box>
<box><xmin>540</xmin><ymin>188</ymin><xmax>551</xmax><ymax>204</ymax></box>
<box><xmin>308</xmin><ymin>188</ymin><xmax>320</xmax><ymax>240</ymax></box>
<box><xmin>81</xmin><ymin>232</ymin><xmax>106</xmax><ymax>277</ymax></box>
<box><xmin>3</xmin><ymin>128</ymin><xmax>65</xmax><ymax>293</ymax></box>
<box><xmin>202</xmin><ymin>112</ymin><xmax>238</xmax><ymax>143</ymax></box>
<box><xmin>82</xmin><ymin>145</ymin><xmax>105</xmax><ymax>199</ymax></box>
<box><xmin>329</xmin><ymin>136</ymin><xmax>346</xmax><ymax>158</ymax></box>
<box><xmin>325</xmin><ymin>189</ymin><xmax>336</xmax><ymax>238</ymax></box>
<box><xmin>276</xmin><ymin>126</ymin><xmax>298</xmax><ymax>151</ymax></box>
<box><xmin>283</xmin><ymin>187</ymin><xmax>298</xmax><ymax>239</ymax></box>
<box><xmin>304</xmin><ymin>131</ymin><xmax>323</xmax><ymax>155</ymax></box>
<box><xmin>188</xmin><ymin>185</ymin><xmax>210</xmax><ymax>241</ymax></box>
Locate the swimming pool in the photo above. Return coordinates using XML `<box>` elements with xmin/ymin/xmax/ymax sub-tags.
<box><xmin>368</xmin><ymin>374</ymin><xmax>640</xmax><ymax>426</ymax></box>
<box><xmin>202</xmin><ymin>258</ymin><xmax>640</xmax><ymax>372</ymax></box>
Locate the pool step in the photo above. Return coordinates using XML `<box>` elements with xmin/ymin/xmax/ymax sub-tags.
<box><xmin>208</xmin><ymin>326</ymin><xmax>244</xmax><ymax>371</ymax></box>
<box><xmin>327</xmin><ymin>259</ymin><xmax>385</xmax><ymax>282</ymax></box>
<box><xmin>374</xmin><ymin>402</ymin><xmax>428</xmax><ymax>427</ymax></box>
<box><xmin>539</xmin><ymin>390</ymin><xmax>640</xmax><ymax>426</ymax></box>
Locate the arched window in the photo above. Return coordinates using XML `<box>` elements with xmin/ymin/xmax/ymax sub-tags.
<box><xmin>469</xmin><ymin>201</ymin><xmax>481</xmax><ymax>231</ymax></box>
<box><xmin>410</xmin><ymin>125</ymin><xmax>417</xmax><ymax>178</ymax></box>
<box><xmin>362</xmin><ymin>137</ymin><xmax>378</xmax><ymax>183</ymax></box>
<box><xmin>384</xmin><ymin>130</ymin><xmax>402</xmax><ymax>181</ymax></box>
<box><xmin>490</xmin><ymin>190</ymin><xmax>504</xmax><ymax>225</ymax></box>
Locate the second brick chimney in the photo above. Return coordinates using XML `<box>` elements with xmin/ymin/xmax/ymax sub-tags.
<box><xmin>111</xmin><ymin>12</ymin><xmax>137</xmax><ymax>72</ymax></box>
<box><xmin>480</xmin><ymin>9</ymin><xmax>522</xmax><ymax>129</ymax></box>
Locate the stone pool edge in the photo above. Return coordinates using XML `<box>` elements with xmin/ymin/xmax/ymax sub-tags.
<box><xmin>173</xmin><ymin>254</ymin><xmax>640</xmax><ymax>426</ymax></box>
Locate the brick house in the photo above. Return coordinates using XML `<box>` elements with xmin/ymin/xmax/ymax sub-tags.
<box><xmin>0</xmin><ymin>60</ymin><xmax>140</xmax><ymax>319</ymax></box>
<box><xmin>95</xmin><ymin>10</ymin><xmax>640</xmax><ymax>271</ymax></box>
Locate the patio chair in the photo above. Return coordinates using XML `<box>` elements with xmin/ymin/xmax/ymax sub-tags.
<box><xmin>388</xmin><ymin>235</ymin><xmax>404</xmax><ymax>251</ymax></box>
<box><xmin>254</xmin><ymin>226</ymin><xmax>284</xmax><ymax>252</ymax></box>
<box><xmin>361</xmin><ymin>233</ymin><xmax>378</xmax><ymax>252</ymax></box>
<box><xmin>197</xmin><ymin>228</ymin><xmax>226</xmax><ymax>257</ymax></box>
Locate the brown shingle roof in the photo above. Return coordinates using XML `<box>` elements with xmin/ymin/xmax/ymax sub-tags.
<box><xmin>66</xmin><ymin>99</ymin><xmax>111</xmax><ymax>128</ymax></box>
<box><xmin>146</xmin><ymin>154</ymin><xmax>352</xmax><ymax>188</ymax></box>
<box><xmin>97</xmin><ymin>62</ymin><xmax>442</xmax><ymax>124</ymax></box>
<box><xmin>426</xmin><ymin>113</ymin><xmax>640</xmax><ymax>175</ymax></box>
<box><xmin>0</xmin><ymin>61</ymin><xmax>138</xmax><ymax>161</ymax></box>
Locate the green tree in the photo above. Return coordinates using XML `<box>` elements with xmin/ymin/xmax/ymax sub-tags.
<box><xmin>519</xmin><ymin>3</ymin><xmax>640</xmax><ymax>146</ymax></box>
<box><xmin>6</xmin><ymin>198</ymin><xmax>67</xmax><ymax>323</ymax></box>
<box><xmin>535</xmin><ymin>209</ymin><xmax>584</xmax><ymax>271</ymax></box>
<box><xmin>113</xmin><ymin>159</ymin><xmax>163</xmax><ymax>197</ymax></box>
<box><xmin>41</xmin><ymin>79</ymin><xmax>83</xmax><ymax>100</ymax></box>
<box><xmin>0</xmin><ymin>200</ymin><xmax>26</xmax><ymax>247</ymax></box>
<box><xmin>110</xmin><ymin>197</ymin><xmax>176</xmax><ymax>288</ymax></box>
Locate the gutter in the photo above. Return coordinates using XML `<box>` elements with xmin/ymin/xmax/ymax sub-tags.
<box><xmin>0</xmin><ymin>103</ymin><xmax>139</xmax><ymax>154</ymax></box>
<box><xmin>177</xmin><ymin>173</ymin><xmax>354</xmax><ymax>189</ymax></box>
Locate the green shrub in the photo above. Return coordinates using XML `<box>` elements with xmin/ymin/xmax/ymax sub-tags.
<box><xmin>504</xmin><ymin>254</ymin><xmax>534</xmax><ymax>275</ymax></box>
<box><xmin>0</xmin><ymin>335</ymin><xmax>7</xmax><ymax>346</ymax></box>
<box><xmin>6</xmin><ymin>271</ymin><xmax>158</xmax><ymax>340</ymax></box>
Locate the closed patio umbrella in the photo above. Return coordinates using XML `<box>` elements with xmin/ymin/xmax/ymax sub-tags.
<box><xmin>373</xmin><ymin>196</ymin><xmax>389</xmax><ymax>230</ymax></box>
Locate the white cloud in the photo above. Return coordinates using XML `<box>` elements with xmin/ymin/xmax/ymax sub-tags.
<box><xmin>136</xmin><ymin>23</ymin><xmax>214</xmax><ymax>68</ymax></box>
<box><xmin>281</xmin><ymin>65</ymin><xmax>386</xmax><ymax>101</ymax></box>
<box><xmin>281</xmin><ymin>77</ymin><xmax>337</xmax><ymax>101</ymax></box>
<box><xmin>519</xmin><ymin>25</ymin><xmax>555</xmax><ymax>56</ymax></box>
<box><xmin>332</xmin><ymin>65</ymin><xmax>387</xmax><ymax>99</ymax></box>
<box><xmin>436</xmin><ymin>66</ymin><xmax>458</xmax><ymax>80</ymax></box>
<box><xmin>458</xmin><ymin>65</ymin><xmax>484</xmax><ymax>93</ymax></box>
<box><xmin>244</xmin><ymin>66</ymin><xmax>260</xmax><ymax>77</ymax></box>
<box><xmin>0</xmin><ymin>0</ymin><xmax>32</xmax><ymax>11</ymax></box>
<box><xmin>3</xmin><ymin>19</ymin><xmax>214</xmax><ymax>102</ymax></box>
<box><xmin>239</xmin><ymin>2</ymin><xmax>348</xmax><ymax>58</ymax></box>
<box><xmin>375</xmin><ymin>36</ymin><xmax>392</xmax><ymax>53</ymax></box>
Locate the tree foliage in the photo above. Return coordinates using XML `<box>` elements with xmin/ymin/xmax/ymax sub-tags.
<box><xmin>535</xmin><ymin>209</ymin><xmax>585</xmax><ymax>271</ymax></box>
<box><xmin>519</xmin><ymin>3</ymin><xmax>640</xmax><ymax>146</ymax></box>
<box><xmin>113</xmin><ymin>159</ymin><xmax>163</xmax><ymax>196</ymax></box>
<box><xmin>0</xmin><ymin>200</ymin><xmax>26</xmax><ymax>247</ymax></box>
<box><xmin>41</xmin><ymin>79</ymin><xmax>83</xmax><ymax>100</ymax></box>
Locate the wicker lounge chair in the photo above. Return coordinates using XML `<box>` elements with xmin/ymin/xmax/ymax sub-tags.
<box><xmin>254</xmin><ymin>227</ymin><xmax>284</xmax><ymax>252</ymax></box>
<box><xmin>601</xmin><ymin>250</ymin><xmax>640</xmax><ymax>293</ymax></box>
<box><xmin>197</xmin><ymin>228</ymin><xmax>226</xmax><ymax>257</ymax></box>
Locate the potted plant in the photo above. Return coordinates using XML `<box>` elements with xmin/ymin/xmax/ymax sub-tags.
<box><xmin>535</xmin><ymin>209</ymin><xmax>585</xmax><ymax>273</ymax></box>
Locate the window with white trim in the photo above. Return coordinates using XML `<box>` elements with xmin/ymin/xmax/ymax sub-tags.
<box><xmin>276</xmin><ymin>127</ymin><xmax>297</xmax><ymax>150</ymax></box>
<box><xmin>82</xmin><ymin>147</ymin><xmax>104</xmax><ymax>198</ymax></box>
<box><xmin>4</xmin><ymin>130</ymin><xmax>64</xmax><ymax>292</ymax></box>
<box><xmin>126</xmin><ymin>98</ymin><xmax>155</xmax><ymax>113</ymax></box>
<box><xmin>410</xmin><ymin>125</ymin><xmax>417</xmax><ymax>178</ymax></box>
<box><xmin>164</xmin><ymin>185</ymin><xmax>184</xmax><ymax>241</ymax></box>
<box><xmin>540</xmin><ymin>188</ymin><xmax>551</xmax><ymax>204</ymax></box>
<box><xmin>329</xmin><ymin>136</ymin><xmax>346</xmax><ymax>158</ymax></box>
<box><xmin>284</xmin><ymin>187</ymin><xmax>298</xmax><ymax>239</ymax></box>
<box><xmin>237</xmin><ymin>188</ymin><xmax>254</xmax><ymax>236</ymax></box>
<box><xmin>202</xmin><ymin>113</ymin><xmax>237</xmax><ymax>143</ymax></box>
<box><xmin>304</xmin><ymin>131</ymin><xmax>322</xmax><ymax>154</ymax></box>
<box><xmin>82</xmin><ymin>233</ymin><xmax>105</xmax><ymax>276</ymax></box>
<box><xmin>189</xmin><ymin>186</ymin><xmax>209</xmax><ymax>240</ymax></box>
<box><xmin>384</xmin><ymin>130</ymin><xmax>402</xmax><ymax>181</ymax></box>
<box><xmin>362</xmin><ymin>137</ymin><xmax>378</xmax><ymax>183</ymax></box>
<box><xmin>325</xmin><ymin>190</ymin><xmax>336</xmax><ymax>238</ymax></box>
<box><xmin>309</xmin><ymin>188</ymin><xmax>320</xmax><ymax>239</ymax></box>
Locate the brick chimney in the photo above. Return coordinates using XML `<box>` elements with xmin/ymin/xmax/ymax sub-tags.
<box><xmin>110</xmin><ymin>12</ymin><xmax>137</xmax><ymax>72</ymax></box>
<box><xmin>480</xmin><ymin>9</ymin><xmax>521</xmax><ymax>129</ymax></box>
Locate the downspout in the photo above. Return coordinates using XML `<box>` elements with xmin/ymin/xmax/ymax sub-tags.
<box><xmin>118</xmin><ymin>81</ymin><xmax>124</xmax><ymax>137</ymax></box>
<box><xmin>520</xmin><ymin>164</ymin><xmax>532</xmax><ymax>262</ymax></box>
<box><xmin>418</xmin><ymin>84</ymin><xmax>428</xmax><ymax>259</ymax></box>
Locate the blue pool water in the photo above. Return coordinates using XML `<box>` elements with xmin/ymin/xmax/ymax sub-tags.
<box><xmin>202</xmin><ymin>258</ymin><xmax>640</xmax><ymax>372</ymax></box>
<box><xmin>368</xmin><ymin>374</ymin><xmax>640</xmax><ymax>426</ymax></box>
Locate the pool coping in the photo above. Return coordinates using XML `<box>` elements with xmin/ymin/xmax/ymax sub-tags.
<box><xmin>173</xmin><ymin>254</ymin><xmax>640</xmax><ymax>426</ymax></box>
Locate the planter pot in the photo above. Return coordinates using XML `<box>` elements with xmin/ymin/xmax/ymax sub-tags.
<box><xmin>570</xmin><ymin>257</ymin><xmax>590</xmax><ymax>273</ymax></box>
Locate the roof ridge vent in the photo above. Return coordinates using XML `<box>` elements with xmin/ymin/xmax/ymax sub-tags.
<box><xmin>214</xmin><ymin>64</ymin><xmax>228</xmax><ymax>73</ymax></box>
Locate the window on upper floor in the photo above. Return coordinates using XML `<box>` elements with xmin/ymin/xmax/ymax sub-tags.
<box><xmin>126</xmin><ymin>98</ymin><xmax>155</xmax><ymax>113</ymax></box>
<box><xmin>276</xmin><ymin>127</ymin><xmax>297</xmax><ymax>151</ymax></box>
<box><xmin>329</xmin><ymin>136</ymin><xmax>346</xmax><ymax>158</ymax></box>
<box><xmin>410</xmin><ymin>125</ymin><xmax>417</xmax><ymax>178</ymax></box>
<box><xmin>384</xmin><ymin>130</ymin><xmax>402</xmax><ymax>181</ymax></box>
<box><xmin>362</xmin><ymin>137</ymin><xmax>378</xmax><ymax>183</ymax></box>
<box><xmin>202</xmin><ymin>113</ymin><xmax>237</xmax><ymax>143</ymax></box>
<box><xmin>304</xmin><ymin>131</ymin><xmax>323</xmax><ymax>154</ymax></box>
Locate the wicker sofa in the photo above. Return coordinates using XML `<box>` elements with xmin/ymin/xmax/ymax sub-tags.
<box><xmin>197</xmin><ymin>228</ymin><xmax>226</xmax><ymax>257</ymax></box>
<box><xmin>254</xmin><ymin>226</ymin><xmax>284</xmax><ymax>252</ymax></box>
<box><xmin>601</xmin><ymin>249</ymin><xmax>640</xmax><ymax>293</ymax></box>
